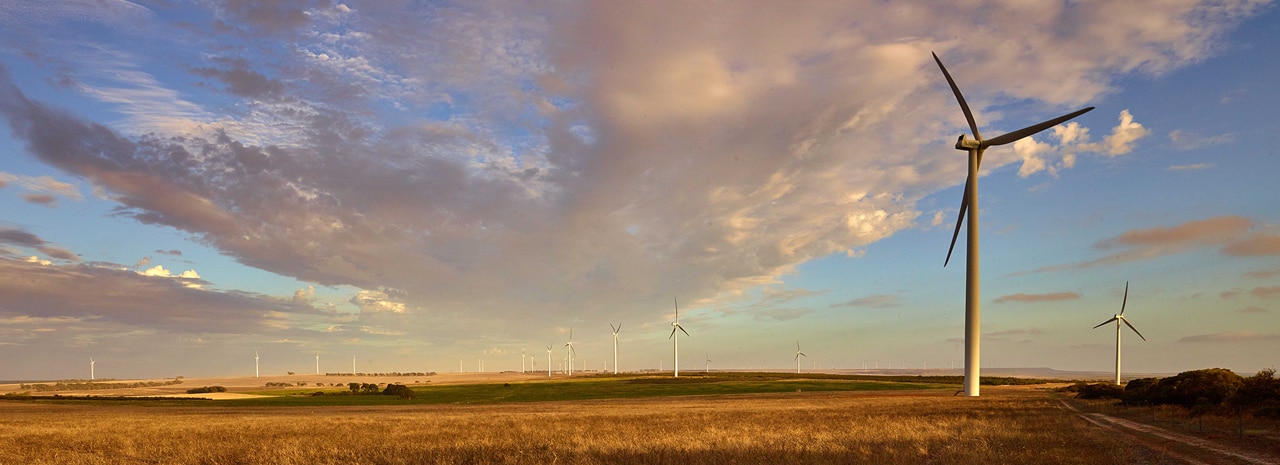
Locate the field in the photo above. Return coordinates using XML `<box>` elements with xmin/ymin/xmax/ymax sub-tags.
<box><xmin>0</xmin><ymin>373</ymin><xmax>1153</xmax><ymax>464</ymax></box>
<box><xmin>7</xmin><ymin>372</ymin><xmax>1277</xmax><ymax>464</ymax></box>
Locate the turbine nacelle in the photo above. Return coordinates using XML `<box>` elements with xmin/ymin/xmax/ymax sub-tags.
<box><xmin>954</xmin><ymin>134</ymin><xmax>981</xmax><ymax>151</ymax></box>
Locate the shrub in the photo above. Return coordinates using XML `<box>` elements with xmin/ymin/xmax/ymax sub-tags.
<box><xmin>186</xmin><ymin>386</ymin><xmax>227</xmax><ymax>394</ymax></box>
<box><xmin>1075</xmin><ymin>383</ymin><xmax>1124</xmax><ymax>400</ymax></box>
<box><xmin>382</xmin><ymin>384</ymin><xmax>416</xmax><ymax>399</ymax></box>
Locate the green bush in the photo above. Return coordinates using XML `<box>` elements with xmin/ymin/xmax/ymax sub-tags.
<box><xmin>1075</xmin><ymin>382</ymin><xmax>1124</xmax><ymax>400</ymax></box>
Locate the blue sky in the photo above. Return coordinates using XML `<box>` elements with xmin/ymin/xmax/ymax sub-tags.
<box><xmin>0</xmin><ymin>1</ymin><xmax>1276</xmax><ymax>380</ymax></box>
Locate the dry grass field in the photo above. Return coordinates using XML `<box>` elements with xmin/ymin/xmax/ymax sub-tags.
<box><xmin>0</xmin><ymin>388</ymin><xmax>1154</xmax><ymax>465</ymax></box>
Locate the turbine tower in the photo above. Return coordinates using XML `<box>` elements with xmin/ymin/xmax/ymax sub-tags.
<box><xmin>668</xmin><ymin>297</ymin><xmax>690</xmax><ymax>377</ymax></box>
<box><xmin>610</xmin><ymin>323</ymin><xmax>622</xmax><ymax>374</ymax></box>
<box><xmin>564</xmin><ymin>328</ymin><xmax>576</xmax><ymax>376</ymax></box>
<box><xmin>932</xmin><ymin>51</ymin><xmax>1095</xmax><ymax>397</ymax></box>
<box><xmin>315</xmin><ymin>353</ymin><xmax>319</xmax><ymax>375</ymax></box>
<box><xmin>521</xmin><ymin>349</ymin><xmax>527</xmax><ymax>373</ymax></box>
<box><xmin>89</xmin><ymin>357</ymin><xmax>95</xmax><ymax>380</ymax></box>
<box><xmin>546</xmin><ymin>345</ymin><xmax>553</xmax><ymax>377</ymax></box>
<box><xmin>255</xmin><ymin>349</ymin><xmax>260</xmax><ymax>378</ymax></box>
<box><xmin>1092</xmin><ymin>281</ymin><xmax>1146</xmax><ymax>385</ymax></box>
<box><xmin>794</xmin><ymin>341</ymin><xmax>806</xmax><ymax>374</ymax></box>
<box><xmin>705</xmin><ymin>353</ymin><xmax>712</xmax><ymax>373</ymax></box>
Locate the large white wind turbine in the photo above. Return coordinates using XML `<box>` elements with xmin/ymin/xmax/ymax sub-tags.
<box><xmin>89</xmin><ymin>357</ymin><xmax>95</xmax><ymax>380</ymax></box>
<box><xmin>564</xmin><ymin>328</ymin><xmax>576</xmax><ymax>376</ymax></box>
<box><xmin>669</xmin><ymin>298</ymin><xmax>690</xmax><ymax>377</ymax></box>
<box><xmin>933</xmin><ymin>52</ymin><xmax>1095</xmax><ymax>397</ymax></box>
<box><xmin>794</xmin><ymin>341</ymin><xmax>806</xmax><ymax>374</ymax></box>
<box><xmin>610</xmin><ymin>323</ymin><xmax>621</xmax><ymax>374</ymax></box>
<box><xmin>1092</xmin><ymin>281</ymin><xmax>1146</xmax><ymax>385</ymax></box>
<box><xmin>546</xmin><ymin>345</ymin><xmax>553</xmax><ymax>377</ymax></box>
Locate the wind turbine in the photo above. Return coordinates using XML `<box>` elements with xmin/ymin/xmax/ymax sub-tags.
<box><xmin>89</xmin><ymin>357</ymin><xmax>95</xmax><ymax>380</ymax></box>
<box><xmin>1092</xmin><ymin>281</ymin><xmax>1146</xmax><ymax>385</ymax></box>
<box><xmin>315</xmin><ymin>353</ymin><xmax>320</xmax><ymax>375</ymax></box>
<box><xmin>794</xmin><ymin>341</ymin><xmax>806</xmax><ymax>374</ymax></box>
<box><xmin>564</xmin><ymin>328</ymin><xmax>576</xmax><ymax>376</ymax></box>
<box><xmin>545</xmin><ymin>345</ymin><xmax>553</xmax><ymax>377</ymax></box>
<box><xmin>521</xmin><ymin>349</ymin><xmax>527</xmax><ymax>373</ymax></box>
<box><xmin>255</xmin><ymin>349</ymin><xmax>260</xmax><ymax>378</ymax></box>
<box><xmin>669</xmin><ymin>297</ymin><xmax>690</xmax><ymax>377</ymax></box>
<box><xmin>932</xmin><ymin>51</ymin><xmax>1095</xmax><ymax>397</ymax></box>
<box><xmin>610</xmin><ymin>323</ymin><xmax>622</xmax><ymax>374</ymax></box>
<box><xmin>705</xmin><ymin>353</ymin><xmax>712</xmax><ymax>373</ymax></box>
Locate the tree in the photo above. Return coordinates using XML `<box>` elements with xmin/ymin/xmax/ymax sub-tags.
<box><xmin>383</xmin><ymin>384</ymin><xmax>415</xmax><ymax>399</ymax></box>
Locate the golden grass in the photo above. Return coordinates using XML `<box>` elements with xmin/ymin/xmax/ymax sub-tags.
<box><xmin>0</xmin><ymin>390</ymin><xmax>1139</xmax><ymax>464</ymax></box>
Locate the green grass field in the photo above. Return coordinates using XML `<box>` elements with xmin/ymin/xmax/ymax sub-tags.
<box><xmin>230</xmin><ymin>373</ymin><xmax>951</xmax><ymax>407</ymax></box>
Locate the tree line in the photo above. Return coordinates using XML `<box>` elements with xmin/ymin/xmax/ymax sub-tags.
<box><xmin>1073</xmin><ymin>368</ymin><xmax>1280</xmax><ymax>417</ymax></box>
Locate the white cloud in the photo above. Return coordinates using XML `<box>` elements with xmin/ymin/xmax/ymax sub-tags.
<box><xmin>1101</xmin><ymin>109</ymin><xmax>1149</xmax><ymax>156</ymax></box>
<box><xmin>0</xmin><ymin>172</ymin><xmax>82</xmax><ymax>200</ymax></box>
<box><xmin>26</xmin><ymin>256</ymin><xmax>52</xmax><ymax>266</ymax></box>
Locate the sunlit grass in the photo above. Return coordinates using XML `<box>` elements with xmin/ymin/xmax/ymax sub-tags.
<box><xmin>0</xmin><ymin>390</ymin><xmax>1139</xmax><ymax>464</ymax></box>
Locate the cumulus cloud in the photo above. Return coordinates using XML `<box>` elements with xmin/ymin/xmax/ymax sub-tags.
<box><xmin>350</xmin><ymin>289</ymin><xmax>407</xmax><ymax>314</ymax></box>
<box><xmin>1178</xmin><ymin>331</ymin><xmax>1280</xmax><ymax>343</ymax></box>
<box><xmin>1010</xmin><ymin>110</ymin><xmax>1150</xmax><ymax>178</ymax></box>
<box><xmin>1021</xmin><ymin>216</ymin><xmax>1278</xmax><ymax>274</ymax></box>
<box><xmin>993</xmin><ymin>292</ymin><xmax>1081</xmax><ymax>304</ymax></box>
<box><xmin>1100</xmin><ymin>109</ymin><xmax>1149</xmax><ymax>156</ymax></box>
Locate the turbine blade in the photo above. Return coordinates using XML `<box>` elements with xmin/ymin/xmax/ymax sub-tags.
<box><xmin>983</xmin><ymin>107</ymin><xmax>1094</xmax><ymax>147</ymax></box>
<box><xmin>669</xmin><ymin>327</ymin><xmax>677</xmax><ymax>340</ymax></box>
<box><xmin>1121</xmin><ymin>318</ymin><xmax>1146</xmax><ymax>341</ymax></box>
<box><xmin>679</xmin><ymin>325</ymin><xmax>690</xmax><ymax>337</ymax></box>
<box><xmin>1092</xmin><ymin>317</ymin><xmax>1118</xmax><ymax>329</ymax></box>
<box><xmin>932</xmin><ymin>52</ymin><xmax>981</xmax><ymax>140</ymax></box>
<box><xmin>674</xmin><ymin>297</ymin><xmax>679</xmax><ymax>322</ymax></box>
<box><xmin>1120</xmin><ymin>281</ymin><xmax>1129</xmax><ymax>315</ymax></box>
<box><xmin>799</xmin><ymin>352</ymin><xmax>807</xmax><ymax>358</ymax></box>
<box><xmin>944</xmin><ymin>178</ymin><xmax>971</xmax><ymax>267</ymax></box>
<box><xmin>571</xmin><ymin>345</ymin><xmax>577</xmax><ymax>355</ymax></box>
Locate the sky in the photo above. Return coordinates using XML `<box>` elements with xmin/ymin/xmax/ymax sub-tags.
<box><xmin>0</xmin><ymin>0</ymin><xmax>1277</xmax><ymax>381</ymax></box>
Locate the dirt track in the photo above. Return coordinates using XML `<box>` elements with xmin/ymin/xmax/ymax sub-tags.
<box><xmin>1060</xmin><ymin>399</ymin><xmax>1279</xmax><ymax>465</ymax></box>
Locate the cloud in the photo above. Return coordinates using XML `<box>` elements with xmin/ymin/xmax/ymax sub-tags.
<box><xmin>0</xmin><ymin>1</ymin><xmax>1268</xmax><ymax>343</ymax></box>
<box><xmin>155</xmin><ymin>249</ymin><xmax>182</xmax><ymax>256</ymax></box>
<box><xmin>1236</xmin><ymin>306</ymin><xmax>1268</xmax><ymax>314</ymax></box>
<box><xmin>832</xmin><ymin>293</ymin><xmax>903</xmax><ymax>309</ymax></box>
<box><xmin>1020</xmin><ymin>216</ymin><xmax>1276</xmax><ymax>274</ymax></box>
<box><xmin>0</xmin><ymin>256</ymin><xmax>320</xmax><ymax>333</ymax></box>
<box><xmin>0</xmin><ymin>227</ymin><xmax>77</xmax><ymax>261</ymax></box>
<box><xmin>986</xmin><ymin>328</ymin><xmax>1047</xmax><ymax>337</ymax></box>
<box><xmin>0</xmin><ymin>172</ymin><xmax>82</xmax><ymax>201</ymax></box>
<box><xmin>1246</xmin><ymin>267</ymin><xmax>1280</xmax><ymax>279</ymax></box>
<box><xmin>993</xmin><ymin>292</ymin><xmax>1081</xmax><ymax>304</ymax></box>
<box><xmin>1252</xmin><ymin>286</ymin><xmax>1280</xmax><ymax>299</ymax></box>
<box><xmin>134</xmin><ymin>256</ymin><xmax>151</xmax><ymax>268</ymax></box>
<box><xmin>1178</xmin><ymin>332</ymin><xmax>1280</xmax><ymax>343</ymax></box>
<box><xmin>1168</xmin><ymin>129</ymin><xmax>1236</xmax><ymax>150</ymax></box>
<box><xmin>1100</xmin><ymin>109</ymin><xmax>1149</xmax><ymax>156</ymax></box>
<box><xmin>1168</xmin><ymin>163</ymin><xmax>1214</xmax><ymax>171</ymax></box>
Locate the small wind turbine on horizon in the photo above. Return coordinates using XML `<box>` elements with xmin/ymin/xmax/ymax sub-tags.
<box><xmin>546</xmin><ymin>345</ymin><xmax>553</xmax><ymax>377</ymax></box>
<box><xmin>610</xmin><ymin>323</ymin><xmax>622</xmax><ymax>374</ymax></box>
<box><xmin>932</xmin><ymin>51</ymin><xmax>1095</xmax><ymax>397</ymax></box>
<box><xmin>1092</xmin><ymin>281</ymin><xmax>1146</xmax><ymax>385</ymax></box>
<box><xmin>705</xmin><ymin>353</ymin><xmax>712</xmax><ymax>373</ymax></box>
<box><xmin>565</xmin><ymin>328</ymin><xmax>577</xmax><ymax>376</ymax></box>
<box><xmin>315</xmin><ymin>353</ymin><xmax>320</xmax><ymax>375</ymax></box>
<box><xmin>89</xmin><ymin>357</ymin><xmax>95</xmax><ymax>380</ymax></box>
<box><xmin>794</xmin><ymin>341</ymin><xmax>806</xmax><ymax>374</ymax></box>
<box><xmin>669</xmin><ymin>298</ymin><xmax>690</xmax><ymax>377</ymax></box>
<box><xmin>255</xmin><ymin>349</ymin><xmax>260</xmax><ymax>378</ymax></box>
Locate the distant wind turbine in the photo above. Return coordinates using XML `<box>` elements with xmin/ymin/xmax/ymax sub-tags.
<box><xmin>565</xmin><ymin>328</ymin><xmax>576</xmax><ymax>376</ymax></box>
<box><xmin>794</xmin><ymin>341</ymin><xmax>806</xmax><ymax>374</ymax></box>
<box><xmin>315</xmin><ymin>353</ymin><xmax>320</xmax><ymax>375</ymax></box>
<box><xmin>255</xmin><ymin>349</ymin><xmax>260</xmax><ymax>378</ymax></box>
<box><xmin>546</xmin><ymin>345</ymin><xmax>553</xmax><ymax>377</ymax></box>
<box><xmin>932</xmin><ymin>51</ymin><xmax>1095</xmax><ymax>397</ymax></box>
<box><xmin>705</xmin><ymin>353</ymin><xmax>712</xmax><ymax>373</ymax></box>
<box><xmin>1092</xmin><ymin>281</ymin><xmax>1146</xmax><ymax>385</ymax></box>
<box><xmin>90</xmin><ymin>357</ymin><xmax>95</xmax><ymax>380</ymax></box>
<box><xmin>610</xmin><ymin>323</ymin><xmax>622</xmax><ymax>374</ymax></box>
<box><xmin>521</xmin><ymin>349</ymin><xmax>527</xmax><ymax>373</ymax></box>
<box><xmin>669</xmin><ymin>298</ymin><xmax>690</xmax><ymax>377</ymax></box>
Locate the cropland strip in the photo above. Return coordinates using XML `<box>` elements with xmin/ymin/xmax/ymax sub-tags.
<box><xmin>1060</xmin><ymin>399</ymin><xmax>1279</xmax><ymax>465</ymax></box>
